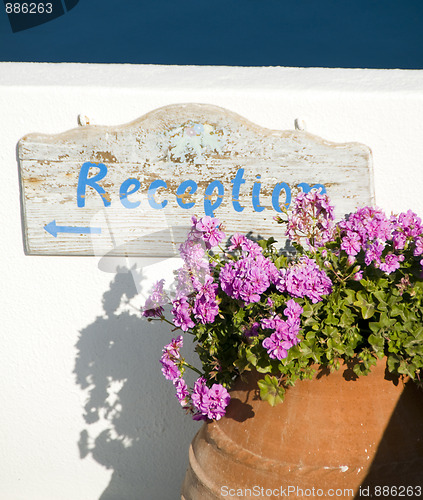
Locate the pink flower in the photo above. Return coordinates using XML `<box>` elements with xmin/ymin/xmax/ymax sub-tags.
<box><xmin>338</xmin><ymin>206</ymin><xmax>393</xmax><ymax>257</ymax></box>
<box><xmin>284</xmin><ymin>299</ymin><xmax>303</xmax><ymax>320</ymax></box>
<box><xmin>379</xmin><ymin>253</ymin><xmax>404</xmax><ymax>274</ymax></box>
<box><xmin>365</xmin><ymin>241</ymin><xmax>385</xmax><ymax>266</ymax></box>
<box><xmin>219</xmin><ymin>254</ymin><xmax>273</xmax><ymax>305</ymax></box>
<box><xmin>192</xmin><ymin>216</ymin><xmax>225</xmax><ymax>249</ymax></box>
<box><xmin>193</xmin><ymin>292</ymin><xmax>219</xmax><ymax>324</ymax></box>
<box><xmin>286</xmin><ymin>190</ymin><xmax>335</xmax><ymax>249</ymax></box>
<box><xmin>228</xmin><ymin>233</ymin><xmax>248</xmax><ymax>251</ymax></box>
<box><xmin>160</xmin><ymin>358</ymin><xmax>181</xmax><ymax>381</ymax></box>
<box><xmin>276</xmin><ymin>257</ymin><xmax>332</xmax><ymax>304</ymax></box>
<box><xmin>262</xmin><ymin>334</ymin><xmax>293</xmax><ymax>360</ymax></box>
<box><xmin>160</xmin><ymin>336</ymin><xmax>184</xmax><ymax>381</ymax></box>
<box><xmin>191</xmin><ymin>377</ymin><xmax>230</xmax><ymax>421</ymax></box>
<box><xmin>171</xmin><ymin>297</ymin><xmax>196</xmax><ymax>331</ymax></box>
<box><xmin>243</xmin><ymin>322</ymin><xmax>260</xmax><ymax>337</ymax></box>
<box><xmin>341</xmin><ymin>233</ymin><xmax>362</xmax><ymax>256</ymax></box>
<box><xmin>142</xmin><ymin>279</ymin><xmax>167</xmax><ymax>318</ymax></box>
<box><xmin>174</xmin><ymin>378</ymin><xmax>190</xmax><ymax>407</ymax></box>
<box><xmin>353</xmin><ymin>270</ymin><xmax>363</xmax><ymax>281</ymax></box>
<box><xmin>163</xmin><ymin>336</ymin><xmax>183</xmax><ymax>359</ymax></box>
<box><xmin>414</xmin><ymin>237</ymin><xmax>423</xmax><ymax>256</ymax></box>
<box><xmin>261</xmin><ymin>303</ymin><xmax>302</xmax><ymax>361</ymax></box>
<box><xmin>391</xmin><ymin>210</ymin><xmax>423</xmax><ymax>250</ymax></box>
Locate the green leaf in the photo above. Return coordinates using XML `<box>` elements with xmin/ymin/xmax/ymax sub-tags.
<box><xmin>390</xmin><ymin>304</ymin><xmax>405</xmax><ymax>319</ymax></box>
<box><xmin>255</xmin><ymin>355</ymin><xmax>273</xmax><ymax>374</ymax></box>
<box><xmin>302</xmin><ymin>302</ymin><xmax>315</xmax><ymax>318</ymax></box>
<box><xmin>344</xmin><ymin>289</ymin><xmax>356</xmax><ymax>304</ymax></box>
<box><xmin>256</xmin><ymin>365</ymin><xmax>272</xmax><ymax>374</ymax></box>
<box><xmin>353</xmin><ymin>291</ymin><xmax>376</xmax><ymax>319</ymax></box>
<box><xmin>374</xmin><ymin>291</ymin><xmax>388</xmax><ymax>306</ymax></box>
<box><xmin>339</xmin><ymin>308</ymin><xmax>354</xmax><ymax>328</ymax></box>
<box><xmin>387</xmin><ymin>354</ymin><xmax>400</xmax><ymax>373</ymax></box>
<box><xmin>257</xmin><ymin>375</ymin><xmax>285</xmax><ymax>406</ymax></box>
<box><xmin>246</xmin><ymin>349</ymin><xmax>258</xmax><ymax>367</ymax></box>
<box><xmin>368</xmin><ymin>333</ymin><xmax>385</xmax><ymax>356</ymax></box>
<box><xmin>233</xmin><ymin>356</ymin><xmax>251</xmax><ymax>372</ymax></box>
<box><xmin>233</xmin><ymin>308</ymin><xmax>246</xmax><ymax>327</ymax></box>
<box><xmin>257</xmin><ymin>237</ymin><xmax>276</xmax><ymax>250</ymax></box>
<box><xmin>274</xmin><ymin>255</ymin><xmax>288</xmax><ymax>269</ymax></box>
<box><xmin>299</xmin><ymin>343</ymin><xmax>313</xmax><ymax>356</ymax></box>
<box><xmin>326</xmin><ymin>311</ymin><xmax>339</xmax><ymax>325</ymax></box>
<box><xmin>353</xmin><ymin>363</ymin><xmax>364</xmax><ymax>377</ymax></box>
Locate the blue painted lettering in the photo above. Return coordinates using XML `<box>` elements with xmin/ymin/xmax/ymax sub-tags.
<box><xmin>176</xmin><ymin>180</ymin><xmax>197</xmax><ymax>209</ymax></box>
<box><xmin>230</xmin><ymin>168</ymin><xmax>245</xmax><ymax>212</ymax></box>
<box><xmin>148</xmin><ymin>180</ymin><xmax>168</xmax><ymax>209</ymax></box>
<box><xmin>297</xmin><ymin>182</ymin><xmax>326</xmax><ymax>194</ymax></box>
<box><xmin>272</xmin><ymin>182</ymin><xmax>291</xmax><ymax>212</ymax></box>
<box><xmin>77</xmin><ymin>162</ymin><xmax>110</xmax><ymax>207</ymax></box>
<box><xmin>75</xmin><ymin>163</ymin><xmax>328</xmax><ymax>216</ymax></box>
<box><xmin>120</xmin><ymin>178</ymin><xmax>141</xmax><ymax>209</ymax></box>
<box><xmin>204</xmin><ymin>180</ymin><xmax>224</xmax><ymax>217</ymax></box>
<box><xmin>252</xmin><ymin>175</ymin><xmax>265</xmax><ymax>212</ymax></box>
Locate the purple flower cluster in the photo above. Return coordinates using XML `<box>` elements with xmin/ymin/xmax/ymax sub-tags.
<box><xmin>191</xmin><ymin>377</ymin><xmax>231</xmax><ymax>421</ymax></box>
<box><xmin>261</xmin><ymin>299</ymin><xmax>303</xmax><ymax>360</ymax></box>
<box><xmin>160</xmin><ymin>337</ymin><xmax>230</xmax><ymax>419</ymax></box>
<box><xmin>174</xmin><ymin>378</ymin><xmax>190</xmax><ymax>407</ymax></box>
<box><xmin>160</xmin><ymin>336</ymin><xmax>183</xmax><ymax>381</ymax></box>
<box><xmin>339</xmin><ymin>207</ymin><xmax>392</xmax><ymax>259</ymax></box>
<box><xmin>171</xmin><ymin>297</ymin><xmax>196</xmax><ymax>332</ymax></box>
<box><xmin>227</xmin><ymin>233</ymin><xmax>263</xmax><ymax>255</ymax></box>
<box><xmin>338</xmin><ymin>206</ymin><xmax>423</xmax><ymax>274</ymax></box>
<box><xmin>142</xmin><ymin>279</ymin><xmax>167</xmax><ymax>318</ymax></box>
<box><xmin>192</xmin><ymin>275</ymin><xmax>220</xmax><ymax>324</ymax></box>
<box><xmin>190</xmin><ymin>215</ymin><xmax>225</xmax><ymax>249</ymax></box>
<box><xmin>243</xmin><ymin>321</ymin><xmax>260</xmax><ymax>338</ymax></box>
<box><xmin>378</xmin><ymin>253</ymin><xmax>405</xmax><ymax>274</ymax></box>
<box><xmin>286</xmin><ymin>190</ymin><xmax>335</xmax><ymax>249</ymax></box>
<box><xmin>169</xmin><ymin>216</ymin><xmax>224</xmax><ymax>330</ymax></box>
<box><xmin>276</xmin><ymin>256</ymin><xmax>332</xmax><ymax>304</ymax></box>
<box><xmin>176</xmin><ymin>237</ymin><xmax>209</xmax><ymax>298</ymax></box>
<box><xmin>220</xmin><ymin>234</ymin><xmax>279</xmax><ymax>305</ymax></box>
<box><xmin>146</xmin><ymin>192</ymin><xmax>423</xmax><ymax>422</ymax></box>
<box><xmin>391</xmin><ymin>210</ymin><xmax>423</xmax><ymax>254</ymax></box>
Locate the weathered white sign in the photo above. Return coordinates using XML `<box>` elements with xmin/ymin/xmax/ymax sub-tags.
<box><xmin>18</xmin><ymin>103</ymin><xmax>374</xmax><ymax>256</ymax></box>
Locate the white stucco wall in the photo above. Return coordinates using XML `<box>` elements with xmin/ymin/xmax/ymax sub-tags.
<box><xmin>1</xmin><ymin>63</ymin><xmax>423</xmax><ymax>500</ymax></box>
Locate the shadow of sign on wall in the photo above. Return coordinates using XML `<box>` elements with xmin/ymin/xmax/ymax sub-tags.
<box><xmin>4</xmin><ymin>0</ymin><xmax>79</xmax><ymax>32</ymax></box>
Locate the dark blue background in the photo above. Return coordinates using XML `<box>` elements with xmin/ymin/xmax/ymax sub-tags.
<box><xmin>0</xmin><ymin>0</ymin><xmax>422</xmax><ymax>67</ymax></box>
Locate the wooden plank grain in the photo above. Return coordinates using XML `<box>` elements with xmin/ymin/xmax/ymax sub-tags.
<box><xmin>18</xmin><ymin>103</ymin><xmax>374</xmax><ymax>256</ymax></box>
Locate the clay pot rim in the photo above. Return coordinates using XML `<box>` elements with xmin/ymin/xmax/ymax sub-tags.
<box><xmin>233</xmin><ymin>355</ymin><xmax>410</xmax><ymax>392</ymax></box>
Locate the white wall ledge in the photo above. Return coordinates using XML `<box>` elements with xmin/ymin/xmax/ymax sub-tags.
<box><xmin>1</xmin><ymin>62</ymin><xmax>423</xmax><ymax>94</ymax></box>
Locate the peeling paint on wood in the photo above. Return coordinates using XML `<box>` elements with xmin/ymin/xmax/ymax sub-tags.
<box><xmin>18</xmin><ymin>103</ymin><xmax>374</xmax><ymax>257</ymax></box>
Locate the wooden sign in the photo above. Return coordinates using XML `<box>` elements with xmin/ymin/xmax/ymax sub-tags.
<box><xmin>18</xmin><ymin>104</ymin><xmax>374</xmax><ymax>257</ymax></box>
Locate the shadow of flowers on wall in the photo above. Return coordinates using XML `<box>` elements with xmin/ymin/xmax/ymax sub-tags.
<box><xmin>74</xmin><ymin>266</ymin><xmax>199</xmax><ymax>500</ymax></box>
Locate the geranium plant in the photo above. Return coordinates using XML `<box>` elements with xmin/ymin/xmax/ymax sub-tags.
<box><xmin>142</xmin><ymin>191</ymin><xmax>423</xmax><ymax>420</ymax></box>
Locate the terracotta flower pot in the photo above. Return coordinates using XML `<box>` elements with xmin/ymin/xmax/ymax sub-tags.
<box><xmin>181</xmin><ymin>359</ymin><xmax>423</xmax><ymax>499</ymax></box>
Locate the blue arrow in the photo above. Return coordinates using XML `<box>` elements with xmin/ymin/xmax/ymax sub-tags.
<box><xmin>44</xmin><ymin>220</ymin><xmax>101</xmax><ymax>238</ymax></box>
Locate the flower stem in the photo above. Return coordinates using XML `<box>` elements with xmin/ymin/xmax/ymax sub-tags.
<box><xmin>183</xmin><ymin>361</ymin><xmax>203</xmax><ymax>376</ymax></box>
<box><xmin>161</xmin><ymin>316</ymin><xmax>176</xmax><ymax>328</ymax></box>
